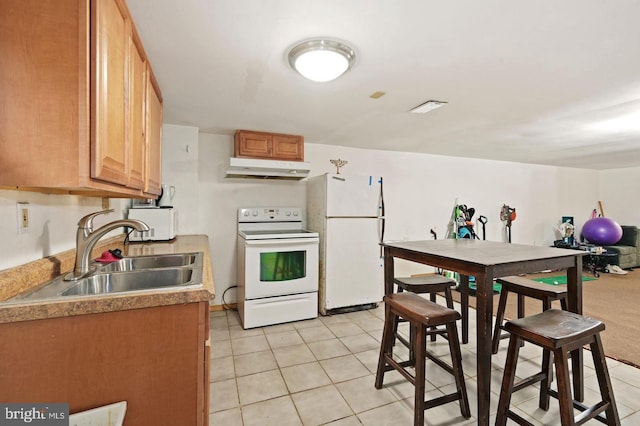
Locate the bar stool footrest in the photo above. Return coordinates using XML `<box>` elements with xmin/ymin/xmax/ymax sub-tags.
<box><xmin>381</xmin><ymin>356</ymin><xmax>416</xmax><ymax>386</ymax></box>
<box><xmin>512</xmin><ymin>372</ymin><xmax>548</xmax><ymax>393</ymax></box>
<box><xmin>424</xmin><ymin>392</ymin><xmax>465</xmax><ymax>410</ymax></box>
<box><xmin>425</xmin><ymin>351</ymin><xmax>455</xmax><ymax>375</ymax></box>
<box><xmin>395</xmin><ymin>327</ymin><xmax>449</xmax><ymax>350</ymax></box>
<box><xmin>506</xmin><ymin>410</ymin><xmax>536</xmax><ymax>426</ymax></box>
<box><xmin>547</xmin><ymin>389</ymin><xmax>610</xmax><ymax>425</ymax></box>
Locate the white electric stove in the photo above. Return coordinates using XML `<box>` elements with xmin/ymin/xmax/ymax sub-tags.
<box><xmin>237</xmin><ymin>207</ymin><xmax>319</xmax><ymax>329</ymax></box>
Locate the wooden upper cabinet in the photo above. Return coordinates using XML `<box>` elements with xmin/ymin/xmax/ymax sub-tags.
<box><xmin>0</xmin><ymin>0</ymin><xmax>162</xmax><ymax>198</ymax></box>
<box><xmin>91</xmin><ymin>0</ymin><xmax>129</xmax><ymax>186</ymax></box>
<box><xmin>145</xmin><ymin>69</ymin><xmax>163</xmax><ymax>195</ymax></box>
<box><xmin>92</xmin><ymin>0</ymin><xmax>154</xmax><ymax>191</ymax></box>
<box><xmin>272</xmin><ymin>134</ymin><xmax>304</xmax><ymax>160</ymax></box>
<box><xmin>0</xmin><ymin>0</ymin><xmax>83</xmax><ymax>189</ymax></box>
<box><xmin>235</xmin><ymin>131</ymin><xmax>271</xmax><ymax>158</ymax></box>
<box><xmin>127</xmin><ymin>29</ymin><xmax>147</xmax><ymax>190</ymax></box>
<box><xmin>235</xmin><ymin>130</ymin><xmax>304</xmax><ymax>161</ymax></box>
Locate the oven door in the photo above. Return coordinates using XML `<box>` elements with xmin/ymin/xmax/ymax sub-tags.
<box><xmin>243</xmin><ymin>237</ymin><xmax>319</xmax><ymax>300</ymax></box>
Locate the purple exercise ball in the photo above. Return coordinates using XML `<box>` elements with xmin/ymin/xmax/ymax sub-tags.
<box><xmin>582</xmin><ymin>217</ymin><xmax>623</xmax><ymax>245</ymax></box>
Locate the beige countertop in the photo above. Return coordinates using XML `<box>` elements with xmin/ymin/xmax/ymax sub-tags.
<box><xmin>0</xmin><ymin>235</ymin><xmax>214</xmax><ymax>324</ymax></box>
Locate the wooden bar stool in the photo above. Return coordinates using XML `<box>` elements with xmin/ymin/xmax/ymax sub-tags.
<box><xmin>492</xmin><ymin>275</ymin><xmax>568</xmax><ymax>354</ymax></box>
<box><xmin>496</xmin><ymin>309</ymin><xmax>620</xmax><ymax>426</ymax></box>
<box><xmin>393</xmin><ymin>275</ymin><xmax>457</xmax><ymax>344</ymax></box>
<box><xmin>375</xmin><ymin>292</ymin><xmax>470</xmax><ymax>426</ymax></box>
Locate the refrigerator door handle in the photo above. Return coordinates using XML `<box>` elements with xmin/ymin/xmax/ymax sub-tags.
<box><xmin>378</xmin><ymin>216</ymin><xmax>386</xmax><ymax>258</ymax></box>
<box><xmin>378</xmin><ymin>176</ymin><xmax>385</xmax><ymax>219</ymax></box>
<box><xmin>378</xmin><ymin>176</ymin><xmax>385</xmax><ymax>258</ymax></box>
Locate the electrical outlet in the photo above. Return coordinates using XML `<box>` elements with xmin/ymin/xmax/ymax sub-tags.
<box><xmin>16</xmin><ymin>202</ymin><xmax>30</xmax><ymax>234</ymax></box>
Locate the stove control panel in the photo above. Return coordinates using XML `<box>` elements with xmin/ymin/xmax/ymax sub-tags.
<box><xmin>238</xmin><ymin>207</ymin><xmax>302</xmax><ymax>222</ymax></box>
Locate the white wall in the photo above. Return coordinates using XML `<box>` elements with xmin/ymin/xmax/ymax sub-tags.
<box><xmin>0</xmin><ymin>191</ymin><xmax>129</xmax><ymax>271</ymax></box>
<box><xmin>161</xmin><ymin>125</ymin><xmax>201</xmax><ymax>234</ymax></box>
<box><xmin>598</xmin><ymin>167</ymin><xmax>640</xmax><ymax>225</ymax></box>
<box><xmin>304</xmin><ymin>145</ymin><xmax>599</xmax><ymax>246</ymax></box>
<box><xmin>4</xmin><ymin>124</ymin><xmax>631</xmax><ymax>308</ymax></box>
<box><xmin>157</xmin><ymin>125</ymin><xmax>601</xmax><ymax>306</ymax></box>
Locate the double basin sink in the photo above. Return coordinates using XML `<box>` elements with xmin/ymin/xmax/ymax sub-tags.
<box><xmin>8</xmin><ymin>252</ymin><xmax>204</xmax><ymax>302</ymax></box>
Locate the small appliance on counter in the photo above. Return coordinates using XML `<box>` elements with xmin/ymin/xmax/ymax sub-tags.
<box><xmin>130</xmin><ymin>184</ymin><xmax>176</xmax><ymax>208</ymax></box>
<box><xmin>157</xmin><ymin>184</ymin><xmax>176</xmax><ymax>207</ymax></box>
<box><xmin>127</xmin><ymin>207</ymin><xmax>178</xmax><ymax>241</ymax></box>
<box><xmin>131</xmin><ymin>198</ymin><xmax>157</xmax><ymax>208</ymax></box>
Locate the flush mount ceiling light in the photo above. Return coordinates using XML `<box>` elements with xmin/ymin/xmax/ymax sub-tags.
<box><xmin>410</xmin><ymin>100</ymin><xmax>448</xmax><ymax>113</ymax></box>
<box><xmin>288</xmin><ymin>39</ymin><xmax>356</xmax><ymax>82</ymax></box>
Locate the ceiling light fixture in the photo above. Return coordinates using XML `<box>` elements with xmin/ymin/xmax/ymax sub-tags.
<box><xmin>288</xmin><ymin>39</ymin><xmax>356</xmax><ymax>82</ymax></box>
<box><xmin>410</xmin><ymin>100</ymin><xmax>448</xmax><ymax>114</ymax></box>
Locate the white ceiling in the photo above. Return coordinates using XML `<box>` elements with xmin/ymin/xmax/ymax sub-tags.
<box><xmin>127</xmin><ymin>0</ymin><xmax>640</xmax><ymax>170</ymax></box>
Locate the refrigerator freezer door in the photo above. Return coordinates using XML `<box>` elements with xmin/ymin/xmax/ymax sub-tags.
<box><xmin>322</xmin><ymin>217</ymin><xmax>383</xmax><ymax>312</ymax></box>
<box><xmin>325</xmin><ymin>174</ymin><xmax>381</xmax><ymax>217</ymax></box>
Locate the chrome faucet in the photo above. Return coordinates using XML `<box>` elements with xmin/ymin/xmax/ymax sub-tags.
<box><xmin>65</xmin><ymin>209</ymin><xmax>149</xmax><ymax>281</ymax></box>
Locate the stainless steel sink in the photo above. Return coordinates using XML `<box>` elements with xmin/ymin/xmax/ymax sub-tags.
<box><xmin>101</xmin><ymin>253</ymin><xmax>198</xmax><ymax>272</ymax></box>
<box><xmin>5</xmin><ymin>252</ymin><xmax>204</xmax><ymax>302</ymax></box>
<box><xmin>60</xmin><ymin>268</ymin><xmax>195</xmax><ymax>296</ymax></box>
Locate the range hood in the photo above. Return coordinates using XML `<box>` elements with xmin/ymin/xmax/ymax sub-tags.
<box><xmin>225</xmin><ymin>157</ymin><xmax>311</xmax><ymax>180</ymax></box>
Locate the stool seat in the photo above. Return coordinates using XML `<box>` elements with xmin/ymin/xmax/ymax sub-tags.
<box><xmin>497</xmin><ymin>275</ymin><xmax>568</xmax><ymax>298</ymax></box>
<box><xmin>376</xmin><ymin>292</ymin><xmax>470</xmax><ymax>425</ymax></box>
<box><xmin>393</xmin><ymin>275</ymin><xmax>458</xmax><ymax>344</ymax></box>
<box><xmin>386</xmin><ymin>292</ymin><xmax>460</xmax><ymax>326</ymax></box>
<box><xmin>496</xmin><ymin>309</ymin><xmax>620</xmax><ymax>426</ymax></box>
<box><xmin>492</xmin><ymin>276</ymin><xmax>568</xmax><ymax>354</ymax></box>
<box><xmin>394</xmin><ymin>275</ymin><xmax>457</xmax><ymax>293</ymax></box>
<box><xmin>504</xmin><ymin>309</ymin><xmax>604</xmax><ymax>350</ymax></box>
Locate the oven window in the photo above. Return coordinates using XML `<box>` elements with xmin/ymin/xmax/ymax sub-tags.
<box><xmin>260</xmin><ymin>251</ymin><xmax>306</xmax><ymax>282</ymax></box>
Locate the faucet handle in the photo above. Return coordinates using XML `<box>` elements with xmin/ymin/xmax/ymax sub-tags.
<box><xmin>78</xmin><ymin>209</ymin><xmax>115</xmax><ymax>230</ymax></box>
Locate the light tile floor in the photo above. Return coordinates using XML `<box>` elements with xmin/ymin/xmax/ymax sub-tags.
<box><xmin>209</xmin><ymin>298</ymin><xmax>640</xmax><ymax>425</ymax></box>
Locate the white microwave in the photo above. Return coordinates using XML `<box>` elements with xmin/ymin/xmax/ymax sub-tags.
<box><xmin>127</xmin><ymin>208</ymin><xmax>178</xmax><ymax>241</ymax></box>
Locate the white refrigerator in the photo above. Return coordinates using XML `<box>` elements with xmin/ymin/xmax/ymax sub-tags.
<box><xmin>307</xmin><ymin>173</ymin><xmax>385</xmax><ymax>315</ymax></box>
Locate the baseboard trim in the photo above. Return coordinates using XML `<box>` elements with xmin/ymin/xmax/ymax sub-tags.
<box><xmin>211</xmin><ymin>303</ymin><xmax>237</xmax><ymax>312</ymax></box>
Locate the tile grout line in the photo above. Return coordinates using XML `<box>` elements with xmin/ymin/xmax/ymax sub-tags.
<box><xmin>211</xmin><ymin>306</ymin><xmax>640</xmax><ymax>424</ymax></box>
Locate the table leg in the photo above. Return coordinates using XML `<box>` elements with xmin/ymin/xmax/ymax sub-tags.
<box><xmin>459</xmin><ymin>274</ymin><xmax>469</xmax><ymax>344</ymax></box>
<box><xmin>567</xmin><ymin>257</ymin><xmax>584</xmax><ymax>402</ymax></box>
<box><xmin>475</xmin><ymin>270</ymin><xmax>493</xmax><ymax>426</ymax></box>
<box><xmin>383</xmin><ymin>247</ymin><xmax>394</xmax><ymax>296</ymax></box>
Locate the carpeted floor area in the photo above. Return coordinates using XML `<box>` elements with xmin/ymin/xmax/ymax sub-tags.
<box><xmin>452</xmin><ymin>268</ymin><xmax>640</xmax><ymax>367</ymax></box>
<box><xmin>531</xmin><ymin>275</ymin><xmax>596</xmax><ymax>285</ymax></box>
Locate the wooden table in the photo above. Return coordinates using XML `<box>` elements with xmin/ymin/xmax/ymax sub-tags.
<box><xmin>382</xmin><ymin>239</ymin><xmax>585</xmax><ymax>425</ymax></box>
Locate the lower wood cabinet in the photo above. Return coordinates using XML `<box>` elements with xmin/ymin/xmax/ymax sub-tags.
<box><xmin>0</xmin><ymin>302</ymin><xmax>210</xmax><ymax>425</ymax></box>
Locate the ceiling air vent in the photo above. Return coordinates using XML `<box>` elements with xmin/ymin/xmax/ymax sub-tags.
<box><xmin>409</xmin><ymin>100</ymin><xmax>447</xmax><ymax>113</ymax></box>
